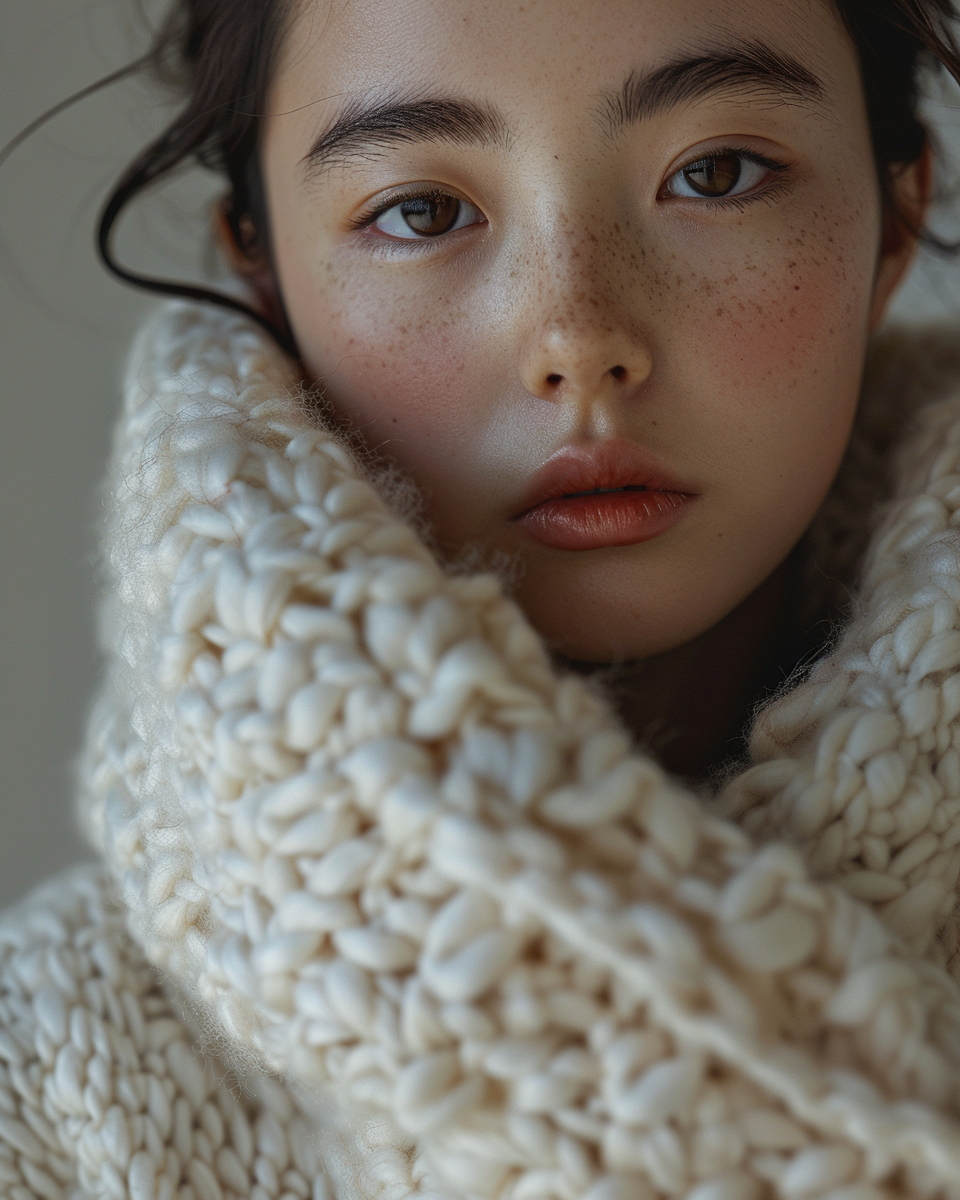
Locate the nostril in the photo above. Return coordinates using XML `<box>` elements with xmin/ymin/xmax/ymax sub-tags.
<box><xmin>546</xmin><ymin>373</ymin><xmax>563</xmax><ymax>386</ymax></box>
<box><xmin>610</xmin><ymin>365</ymin><xmax>626</xmax><ymax>381</ymax></box>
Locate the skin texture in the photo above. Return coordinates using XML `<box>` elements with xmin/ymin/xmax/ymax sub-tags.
<box><xmin>254</xmin><ymin>0</ymin><xmax>926</xmax><ymax>773</ymax></box>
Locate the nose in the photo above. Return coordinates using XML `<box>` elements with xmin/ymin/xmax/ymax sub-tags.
<box><xmin>519</xmin><ymin>323</ymin><xmax>653</xmax><ymax>402</ymax></box>
<box><xmin>516</xmin><ymin>243</ymin><xmax>654</xmax><ymax>404</ymax></box>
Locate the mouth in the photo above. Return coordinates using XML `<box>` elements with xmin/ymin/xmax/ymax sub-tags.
<box><xmin>513</xmin><ymin>441</ymin><xmax>696</xmax><ymax>552</ymax></box>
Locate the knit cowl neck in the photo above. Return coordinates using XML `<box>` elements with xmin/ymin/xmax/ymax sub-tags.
<box><xmin>79</xmin><ymin>301</ymin><xmax>960</xmax><ymax>1200</ymax></box>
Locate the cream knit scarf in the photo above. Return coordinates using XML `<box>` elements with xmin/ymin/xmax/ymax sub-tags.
<box><xmin>5</xmin><ymin>303</ymin><xmax>960</xmax><ymax>1200</ymax></box>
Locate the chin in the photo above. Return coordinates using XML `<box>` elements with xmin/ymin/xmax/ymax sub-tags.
<box><xmin>525</xmin><ymin>613</ymin><xmax>694</xmax><ymax>664</ymax></box>
<box><xmin>512</xmin><ymin>557</ymin><xmax>719</xmax><ymax>664</ymax></box>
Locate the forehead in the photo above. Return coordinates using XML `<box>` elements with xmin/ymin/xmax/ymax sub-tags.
<box><xmin>271</xmin><ymin>0</ymin><xmax>851</xmax><ymax>113</ymax></box>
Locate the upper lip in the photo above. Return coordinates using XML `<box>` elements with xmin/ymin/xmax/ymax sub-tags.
<box><xmin>512</xmin><ymin>440</ymin><xmax>695</xmax><ymax>519</ymax></box>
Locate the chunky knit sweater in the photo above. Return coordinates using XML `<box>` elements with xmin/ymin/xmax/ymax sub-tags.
<box><xmin>5</xmin><ymin>303</ymin><xmax>960</xmax><ymax>1200</ymax></box>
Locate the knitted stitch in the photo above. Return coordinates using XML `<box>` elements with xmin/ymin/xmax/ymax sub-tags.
<box><xmin>7</xmin><ymin>303</ymin><xmax>960</xmax><ymax>1200</ymax></box>
<box><xmin>0</xmin><ymin>866</ymin><xmax>330</xmax><ymax>1200</ymax></box>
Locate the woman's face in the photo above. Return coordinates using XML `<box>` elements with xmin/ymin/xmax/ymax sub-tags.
<box><xmin>262</xmin><ymin>0</ymin><xmax>918</xmax><ymax>660</ymax></box>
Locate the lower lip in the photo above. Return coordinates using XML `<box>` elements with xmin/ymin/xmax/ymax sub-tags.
<box><xmin>515</xmin><ymin>488</ymin><xmax>692</xmax><ymax>551</ymax></box>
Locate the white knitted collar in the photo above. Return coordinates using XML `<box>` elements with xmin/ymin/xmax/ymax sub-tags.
<box><xmin>81</xmin><ymin>302</ymin><xmax>960</xmax><ymax>1199</ymax></box>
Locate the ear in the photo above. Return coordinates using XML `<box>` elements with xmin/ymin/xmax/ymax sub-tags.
<box><xmin>214</xmin><ymin>198</ymin><xmax>286</xmax><ymax>331</ymax></box>
<box><xmin>868</xmin><ymin>143</ymin><xmax>933</xmax><ymax>330</ymax></box>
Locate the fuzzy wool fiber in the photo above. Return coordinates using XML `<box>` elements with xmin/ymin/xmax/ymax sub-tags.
<box><xmin>5</xmin><ymin>304</ymin><xmax>960</xmax><ymax>1200</ymax></box>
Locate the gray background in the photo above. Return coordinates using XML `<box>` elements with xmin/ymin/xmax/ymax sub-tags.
<box><xmin>0</xmin><ymin>0</ymin><xmax>219</xmax><ymax>906</ymax></box>
<box><xmin>3</xmin><ymin>1</ymin><xmax>960</xmax><ymax>910</ymax></box>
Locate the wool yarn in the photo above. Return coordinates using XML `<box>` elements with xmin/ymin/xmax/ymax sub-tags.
<box><xmin>0</xmin><ymin>867</ymin><xmax>331</xmax><ymax>1200</ymax></box>
<box><xmin>722</xmin><ymin>331</ymin><xmax>960</xmax><ymax>968</ymax></box>
<box><xmin>6</xmin><ymin>303</ymin><xmax>960</xmax><ymax>1200</ymax></box>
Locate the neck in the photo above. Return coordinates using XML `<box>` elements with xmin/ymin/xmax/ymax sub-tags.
<box><xmin>570</xmin><ymin>544</ymin><xmax>821</xmax><ymax>784</ymax></box>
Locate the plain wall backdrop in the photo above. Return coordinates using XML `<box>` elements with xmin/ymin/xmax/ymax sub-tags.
<box><xmin>0</xmin><ymin>0</ymin><xmax>218</xmax><ymax>906</ymax></box>
<box><xmin>4</xmin><ymin>0</ymin><xmax>960</xmax><ymax>910</ymax></box>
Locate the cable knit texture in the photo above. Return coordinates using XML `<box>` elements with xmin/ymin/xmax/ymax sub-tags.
<box><xmin>6</xmin><ymin>303</ymin><xmax>960</xmax><ymax>1200</ymax></box>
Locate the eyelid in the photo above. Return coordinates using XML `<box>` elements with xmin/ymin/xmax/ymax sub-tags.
<box><xmin>658</xmin><ymin>144</ymin><xmax>791</xmax><ymax>202</ymax></box>
<box><xmin>345</xmin><ymin>145</ymin><xmax>790</xmax><ymax>242</ymax></box>
<box><xmin>349</xmin><ymin>184</ymin><xmax>486</xmax><ymax>236</ymax></box>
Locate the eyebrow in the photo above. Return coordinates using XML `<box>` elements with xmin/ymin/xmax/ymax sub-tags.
<box><xmin>302</xmin><ymin>95</ymin><xmax>510</xmax><ymax>179</ymax></box>
<box><xmin>301</xmin><ymin>38</ymin><xmax>825</xmax><ymax>180</ymax></box>
<box><xmin>599</xmin><ymin>40</ymin><xmax>826</xmax><ymax>136</ymax></box>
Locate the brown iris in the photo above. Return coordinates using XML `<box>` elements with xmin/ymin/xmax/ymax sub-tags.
<box><xmin>681</xmin><ymin>154</ymin><xmax>742</xmax><ymax>197</ymax></box>
<box><xmin>400</xmin><ymin>194</ymin><xmax>461</xmax><ymax>235</ymax></box>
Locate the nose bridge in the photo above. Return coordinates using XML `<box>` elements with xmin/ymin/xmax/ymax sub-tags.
<box><xmin>515</xmin><ymin>203</ymin><xmax>652</xmax><ymax>401</ymax></box>
<box><xmin>526</xmin><ymin>209</ymin><xmax>629</xmax><ymax>326</ymax></box>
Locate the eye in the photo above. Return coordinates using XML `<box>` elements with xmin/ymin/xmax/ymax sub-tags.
<box><xmin>371</xmin><ymin>192</ymin><xmax>485</xmax><ymax>240</ymax></box>
<box><xmin>663</xmin><ymin>151</ymin><xmax>782</xmax><ymax>201</ymax></box>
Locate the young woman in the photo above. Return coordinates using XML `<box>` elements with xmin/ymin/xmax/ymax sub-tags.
<box><xmin>4</xmin><ymin>1</ymin><xmax>960</xmax><ymax>1198</ymax></box>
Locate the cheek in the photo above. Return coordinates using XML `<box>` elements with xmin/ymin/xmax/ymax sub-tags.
<box><xmin>696</xmin><ymin>211</ymin><xmax>874</xmax><ymax>394</ymax></box>
<box><xmin>648</xmin><ymin>198</ymin><xmax>879</xmax><ymax>593</ymax></box>
<box><xmin>292</xmin><ymin>263</ymin><xmax>488</xmax><ymax>465</ymax></box>
<box><xmin>680</xmin><ymin>202</ymin><xmax>877</xmax><ymax>474</ymax></box>
<box><xmin>284</xmin><ymin>255</ymin><xmax>534</xmax><ymax>551</ymax></box>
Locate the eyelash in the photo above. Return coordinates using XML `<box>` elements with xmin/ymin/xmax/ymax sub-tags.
<box><xmin>663</xmin><ymin>146</ymin><xmax>791</xmax><ymax>211</ymax></box>
<box><xmin>348</xmin><ymin>186</ymin><xmax>475</xmax><ymax>233</ymax></box>
<box><xmin>349</xmin><ymin>146</ymin><xmax>791</xmax><ymax>242</ymax></box>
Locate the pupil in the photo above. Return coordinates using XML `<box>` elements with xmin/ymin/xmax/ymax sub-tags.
<box><xmin>683</xmin><ymin>155</ymin><xmax>742</xmax><ymax>197</ymax></box>
<box><xmin>401</xmin><ymin>194</ymin><xmax>460</xmax><ymax>235</ymax></box>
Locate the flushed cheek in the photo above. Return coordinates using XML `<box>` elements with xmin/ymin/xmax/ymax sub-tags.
<box><xmin>683</xmin><ymin>239</ymin><xmax>871</xmax><ymax>450</ymax></box>
<box><xmin>297</xmin><ymin>280</ymin><xmax>507</xmax><ymax>523</ymax></box>
<box><xmin>656</xmin><ymin>226</ymin><xmax>874</xmax><ymax>559</ymax></box>
<box><xmin>698</xmin><ymin>243</ymin><xmax>868</xmax><ymax>388</ymax></box>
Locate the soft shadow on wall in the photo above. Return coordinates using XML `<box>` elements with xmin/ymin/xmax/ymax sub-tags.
<box><xmin>1</xmin><ymin>2</ymin><xmax>960</xmax><ymax>911</ymax></box>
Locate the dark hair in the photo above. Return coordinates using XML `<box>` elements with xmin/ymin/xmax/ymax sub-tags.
<box><xmin>32</xmin><ymin>0</ymin><xmax>960</xmax><ymax>352</ymax></box>
<box><xmin>97</xmin><ymin>0</ymin><xmax>294</xmax><ymax>349</ymax></box>
<box><xmin>835</xmin><ymin>1</ymin><xmax>960</xmax><ymax>225</ymax></box>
